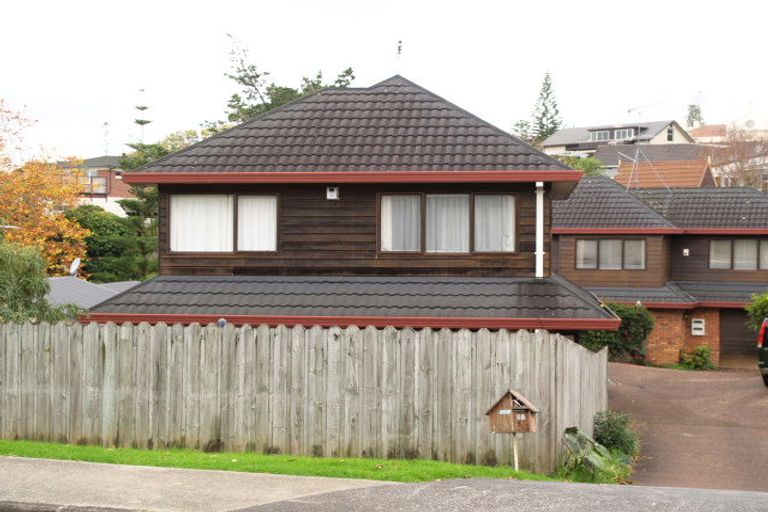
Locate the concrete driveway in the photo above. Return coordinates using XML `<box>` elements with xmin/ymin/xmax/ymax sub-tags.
<box><xmin>609</xmin><ymin>362</ymin><xmax>768</xmax><ymax>492</ymax></box>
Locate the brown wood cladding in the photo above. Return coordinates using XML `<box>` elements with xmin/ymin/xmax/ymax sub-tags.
<box><xmin>158</xmin><ymin>183</ymin><xmax>550</xmax><ymax>277</ymax></box>
<box><xmin>670</xmin><ymin>236</ymin><xmax>768</xmax><ymax>282</ymax></box>
<box><xmin>554</xmin><ymin>235</ymin><xmax>668</xmax><ymax>288</ymax></box>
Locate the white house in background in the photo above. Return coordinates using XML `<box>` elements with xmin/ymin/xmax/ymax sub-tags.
<box><xmin>541</xmin><ymin>120</ymin><xmax>693</xmax><ymax>157</ymax></box>
<box><xmin>58</xmin><ymin>155</ymin><xmax>135</xmax><ymax>216</ymax></box>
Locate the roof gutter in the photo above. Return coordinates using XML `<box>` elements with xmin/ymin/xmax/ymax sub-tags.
<box><xmin>553</xmin><ymin>227</ymin><xmax>768</xmax><ymax>235</ymax></box>
<box><xmin>609</xmin><ymin>300</ymin><xmax>749</xmax><ymax>310</ymax></box>
<box><xmin>82</xmin><ymin>313</ymin><xmax>620</xmax><ymax>331</ymax></box>
<box><xmin>122</xmin><ymin>170</ymin><xmax>583</xmax><ymax>185</ymax></box>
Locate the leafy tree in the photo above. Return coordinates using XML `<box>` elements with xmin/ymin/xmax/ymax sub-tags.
<box><xmin>531</xmin><ymin>72</ymin><xmax>562</xmax><ymax>143</ymax></box>
<box><xmin>512</xmin><ymin>120</ymin><xmax>535</xmax><ymax>144</ymax></box>
<box><xmin>0</xmin><ymin>160</ymin><xmax>90</xmax><ymax>275</ymax></box>
<box><xmin>66</xmin><ymin>205</ymin><xmax>142</xmax><ymax>282</ymax></box>
<box><xmin>557</xmin><ymin>156</ymin><xmax>605</xmax><ymax>177</ymax></box>
<box><xmin>746</xmin><ymin>291</ymin><xmax>768</xmax><ymax>329</ymax></box>
<box><xmin>223</xmin><ymin>37</ymin><xmax>354</xmax><ymax>123</ymax></box>
<box><xmin>686</xmin><ymin>104</ymin><xmax>703</xmax><ymax>128</ymax></box>
<box><xmin>580</xmin><ymin>302</ymin><xmax>655</xmax><ymax>362</ymax></box>
<box><xmin>0</xmin><ymin>241</ymin><xmax>82</xmax><ymax>322</ymax></box>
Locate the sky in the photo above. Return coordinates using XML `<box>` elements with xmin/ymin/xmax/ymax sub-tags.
<box><xmin>2</xmin><ymin>0</ymin><xmax>767</xmax><ymax>161</ymax></box>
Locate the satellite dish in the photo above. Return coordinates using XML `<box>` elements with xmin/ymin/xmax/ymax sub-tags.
<box><xmin>69</xmin><ymin>258</ymin><xmax>81</xmax><ymax>277</ymax></box>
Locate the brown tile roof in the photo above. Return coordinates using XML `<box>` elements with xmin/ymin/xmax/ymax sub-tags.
<box><xmin>689</xmin><ymin>124</ymin><xmax>727</xmax><ymax>138</ymax></box>
<box><xmin>614</xmin><ymin>160</ymin><xmax>713</xmax><ymax>188</ymax></box>
<box><xmin>133</xmin><ymin>75</ymin><xmax>568</xmax><ymax>174</ymax></box>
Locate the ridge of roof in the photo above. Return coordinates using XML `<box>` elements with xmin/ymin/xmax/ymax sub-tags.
<box><xmin>128</xmin><ymin>74</ymin><xmax>571</xmax><ymax>176</ymax></box>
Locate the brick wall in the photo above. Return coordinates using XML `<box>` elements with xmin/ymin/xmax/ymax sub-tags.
<box><xmin>683</xmin><ymin>308</ymin><xmax>721</xmax><ymax>366</ymax></box>
<box><xmin>645</xmin><ymin>309</ymin><xmax>686</xmax><ymax>365</ymax></box>
<box><xmin>644</xmin><ymin>307</ymin><xmax>722</xmax><ymax>366</ymax></box>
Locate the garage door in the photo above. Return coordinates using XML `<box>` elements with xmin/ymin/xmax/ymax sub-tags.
<box><xmin>720</xmin><ymin>310</ymin><xmax>757</xmax><ymax>367</ymax></box>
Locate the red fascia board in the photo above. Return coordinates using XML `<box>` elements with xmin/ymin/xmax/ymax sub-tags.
<box><xmin>82</xmin><ymin>313</ymin><xmax>620</xmax><ymax>331</ymax></box>
<box><xmin>683</xmin><ymin>228</ymin><xmax>768</xmax><ymax>235</ymax></box>
<box><xmin>122</xmin><ymin>170</ymin><xmax>583</xmax><ymax>185</ymax></box>
<box><xmin>611</xmin><ymin>300</ymin><xmax>748</xmax><ymax>310</ymax></box>
<box><xmin>552</xmin><ymin>227</ymin><xmax>683</xmax><ymax>235</ymax></box>
<box><xmin>554</xmin><ymin>227</ymin><xmax>768</xmax><ymax>235</ymax></box>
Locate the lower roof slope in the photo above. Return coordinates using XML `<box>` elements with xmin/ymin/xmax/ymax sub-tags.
<box><xmin>590</xmin><ymin>281</ymin><xmax>767</xmax><ymax>308</ymax></box>
<box><xmin>86</xmin><ymin>275</ymin><xmax>618</xmax><ymax>330</ymax></box>
<box><xmin>632</xmin><ymin>187</ymin><xmax>768</xmax><ymax>229</ymax></box>
<box><xmin>552</xmin><ymin>176</ymin><xmax>675</xmax><ymax>230</ymax></box>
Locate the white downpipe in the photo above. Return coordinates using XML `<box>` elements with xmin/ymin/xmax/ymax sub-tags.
<box><xmin>535</xmin><ymin>181</ymin><xmax>545</xmax><ymax>279</ymax></box>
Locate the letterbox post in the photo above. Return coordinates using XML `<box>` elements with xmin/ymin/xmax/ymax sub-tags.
<box><xmin>485</xmin><ymin>390</ymin><xmax>540</xmax><ymax>471</ymax></box>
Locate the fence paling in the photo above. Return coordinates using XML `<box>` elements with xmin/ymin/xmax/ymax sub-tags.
<box><xmin>0</xmin><ymin>322</ymin><xmax>607</xmax><ymax>472</ymax></box>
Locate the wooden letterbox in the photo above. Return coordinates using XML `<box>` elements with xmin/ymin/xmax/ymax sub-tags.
<box><xmin>485</xmin><ymin>390</ymin><xmax>539</xmax><ymax>434</ymax></box>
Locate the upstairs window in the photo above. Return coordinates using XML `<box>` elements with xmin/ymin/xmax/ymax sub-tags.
<box><xmin>576</xmin><ymin>239</ymin><xmax>646</xmax><ymax>270</ymax></box>
<box><xmin>380</xmin><ymin>195</ymin><xmax>421</xmax><ymax>252</ymax></box>
<box><xmin>667</xmin><ymin>126</ymin><xmax>674</xmax><ymax>141</ymax></box>
<box><xmin>590</xmin><ymin>130</ymin><xmax>610</xmax><ymax>142</ymax></box>
<box><xmin>426</xmin><ymin>194</ymin><xmax>470</xmax><ymax>252</ymax></box>
<box><xmin>170</xmin><ymin>195</ymin><xmax>234</xmax><ymax>252</ymax></box>
<box><xmin>170</xmin><ymin>194</ymin><xmax>278</xmax><ymax>252</ymax></box>
<box><xmin>576</xmin><ymin>240</ymin><xmax>598</xmax><ymax>269</ymax></box>
<box><xmin>237</xmin><ymin>196</ymin><xmax>277</xmax><ymax>251</ymax></box>
<box><xmin>710</xmin><ymin>239</ymin><xmax>768</xmax><ymax>270</ymax></box>
<box><xmin>474</xmin><ymin>195</ymin><xmax>516</xmax><ymax>252</ymax></box>
<box><xmin>614</xmin><ymin>128</ymin><xmax>634</xmax><ymax>140</ymax></box>
<box><xmin>380</xmin><ymin>193</ymin><xmax>516</xmax><ymax>254</ymax></box>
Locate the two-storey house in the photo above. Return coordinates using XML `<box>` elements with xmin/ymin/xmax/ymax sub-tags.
<box><xmin>553</xmin><ymin>176</ymin><xmax>768</xmax><ymax>366</ymax></box>
<box><xmin>88</xmin><ymin>76</ymin><xmax>618</xmax><ymax>334</ymax></box>
<box><xmin>60</xmin><ymin>155</ymin><xmax>135</xmax><ymax>216</ymax></box>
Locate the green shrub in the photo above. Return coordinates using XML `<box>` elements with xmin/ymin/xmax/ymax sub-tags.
<box><xmin>680</xmin><ymin>345</ymin><xmax>716</xmax><ymax>370</ymax></box>
<box><xmin>557</xmin><ymin>427</ymin><xmax>631</xmax><ymax>484</ymax></box>
<box><xmin>593</xmin><ymin>410</ymin><xmax>640</xmax><ymax>457</ymax></box>
<box><xmin>745</xmin><ymin>291</ymin><xmax>768</xmax><ymax>330</ymax></box>
<box><xmin>579</xmin><ymin>302</ymin><xmax>655</xmax><ymax>362</ymax></box>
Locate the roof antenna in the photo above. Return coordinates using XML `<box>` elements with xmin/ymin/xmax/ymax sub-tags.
<box><xmin>396</xmin><ymin>40</ymin><xmax>403</xmax><ymax>72</ymax></box>
<box><xmin>103</xmin><ymin>121</ymin><xmax>110</xmax><ymax>155</ymax></box>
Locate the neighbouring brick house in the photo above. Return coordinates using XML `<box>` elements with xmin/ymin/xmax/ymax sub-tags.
<box><xmin>553</xmin><ymin>177</ymin><xmax>768</xmax><ymax>366</ymax></box>
<box><xmin>60</xmin><ymin>155</ymin><xmax>135</xmax><ymax>216</ymax></box>
<box><xmin>87</xmin><ymin>75</ymin><xmax>619</xmax><ymax>334</ymax></box>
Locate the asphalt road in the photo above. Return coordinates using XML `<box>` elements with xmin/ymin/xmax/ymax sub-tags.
<box><xmin>239</xmin><ymin>478</ymin><xmax>768</xmax><ymax>512</ymax></box>
<box><xmin>608</xmin><ymin>362</ymin><xmax>768</xmax><ymax>491</ymax></box>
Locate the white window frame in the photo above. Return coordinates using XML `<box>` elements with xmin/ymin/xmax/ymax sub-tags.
<box><xmin>590</xmin><ymin>130</ymin><xmax>610</xmax><ymax>142</ymax></box>
<box><xmin>614</xmin><ymin>128</ymin><xmax>634</xmax><ymax>140</ymax></box>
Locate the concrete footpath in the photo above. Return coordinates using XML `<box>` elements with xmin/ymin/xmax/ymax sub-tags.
<box><xmin>0</xmin><ymin>457</ymin><xmax>391</xmax><ymax>512</ymax></box>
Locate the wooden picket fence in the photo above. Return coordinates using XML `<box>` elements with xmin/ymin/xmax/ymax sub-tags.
<box><xmin>0</xmin><ymin>322</ymin><xmax>607</xmax><ymax>472</ymax></box>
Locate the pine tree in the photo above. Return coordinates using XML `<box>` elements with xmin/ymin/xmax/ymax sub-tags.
<box><xmin>531</xmin><ymin>72</ymin><xmax>562</xmax><ymax>144</ymax></box>
<box><xmin>686</xmin><ymin>104</ymin><xmax>703</xmax><ymax>128</ymax></box>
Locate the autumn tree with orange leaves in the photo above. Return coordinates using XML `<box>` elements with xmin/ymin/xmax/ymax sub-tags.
<box><xmin>0</xmin><ymin>159</ymin><xmax>91</xmax><ymax>276</ymax></box>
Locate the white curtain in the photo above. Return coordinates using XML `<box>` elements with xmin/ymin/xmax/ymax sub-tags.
<box><xmin>238</xmin><ymin>196</ymin><xmax>277</xmax><ymax>251</ymax></box>
<box><xmin>381</xmin><ymin>195</ymin><xmax>421</xmax><ymax>251</ymax></box>
<box><xmin>709</xmin><ymin>240</ymin><xmax>731</xmax><ymax>269</ymax></box>
<box><xmin>623</xmin><ymin>240</ymin><xmax>646</xmax><ymax>269</ymax></box>
<box><xmin>426</xmin><ymin>194</ymin><xmax>469</xmax><ymax>252</ymax></box>
<box><xmin>734</xmin><ymin>240</ymin><xmax>757</xmax><ymax>270</ymax></box>
<box><xmin>474</xmin><ymin>195</ymin><xmax>515</xmax><ymax>252</ymax></box>
<box><xmin>170</xmin><ymin>195</ymin><xmax>233</xmax><ymax>252</ymax></box>
<box><xmin>761</xmin><ymin>241</ymin><xmax>768</xmax><ymax>270</ymax></box>
<box><xmin>576</xmin><ymin>240</ymin><xmax>598</xmax><ymax>269</ymax></box>
<box><xmin>598</xmin><ymin>240</ymin><xmax>622</xmax><ymax>269</ymax></box>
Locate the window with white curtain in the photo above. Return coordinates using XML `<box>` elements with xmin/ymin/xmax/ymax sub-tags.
<box><xmin>598</xmin><ymin>240</ymin><xmax>622</xmax><ymax>269</ymax></box>
<box><xmin>761</xmin><ymin>241</ymin><xmax>768</xmax><ymax>270</ymax></box>
<box><xmin>734</xmin><ymin>240</ymin><xmax>758</xmax><ymax>270</ymax></box>
<box><xmin>426</xmin><ymin>194</ymin><xmax>469</xmax><ymax>253</ymax></box>
<box><xmin>474</xmin><ymin>195</ymin><xmax>515</xmax><ymax>252</ymax></box>
<box><xmin>623</xmin><ymin>240</ymin><xmax>646</xmax><ymax>270</ymax></box>
<box><xmin>380</xmin><ymin>195</ymin><xmax>421</xmax><ymax>251</ymax></box>
<box><xmin>170</xmin><ymin>195</ymin><xmax>234</xmax><ymax>252</ymax></box>
<box><xmin>576</xmin><ymin>240</ymin><xmax>598</xmax><ymax>269</ymax></box>
<box><xmin>237</xmin><ymin>196</ymin><xmax>277</xmax><ymax>251</ymax></box>
<box><xmin>709</xmin><ymin>240</ymin><xmax>732</xmax><ymax>269</ymax></box>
